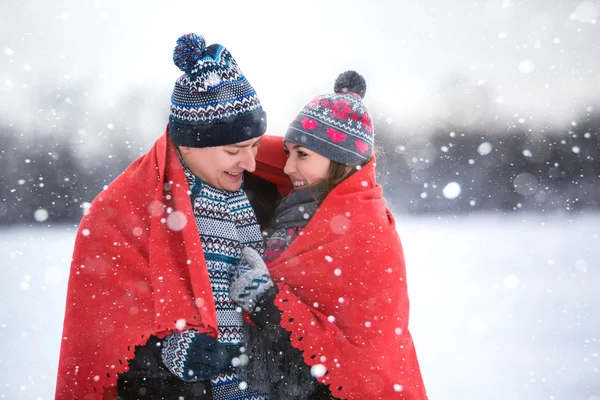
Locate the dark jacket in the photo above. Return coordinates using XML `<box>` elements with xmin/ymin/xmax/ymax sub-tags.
<box><xmin>243</xmin><ymin>286</ymin><xmax>336</xmax><ymax>400</ymax></box>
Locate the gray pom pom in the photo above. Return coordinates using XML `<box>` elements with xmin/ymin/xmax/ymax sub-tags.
<box><xmin>334</xmin><ymin>70</ymin><xmax>367</xmax><ymax>98</ymax></box>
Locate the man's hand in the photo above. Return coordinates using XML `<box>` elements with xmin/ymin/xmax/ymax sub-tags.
<box><xmin>162</xmin><ymin>331</ymin><xmax>240</xmax><ymax>382</ymax></box>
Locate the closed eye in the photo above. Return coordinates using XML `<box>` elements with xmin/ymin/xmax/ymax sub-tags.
<box><xmin>297</xmin><ymin>150</ymin><xmax>309</xmax><ymax>158</ymax></box>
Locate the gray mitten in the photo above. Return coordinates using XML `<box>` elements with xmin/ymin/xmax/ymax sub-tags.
<box><xmin>230</xmin><ymin>247</ymin><xmax>274</xmax><ymax>312</ymax></box>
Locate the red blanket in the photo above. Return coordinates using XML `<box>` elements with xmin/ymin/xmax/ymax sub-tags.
<box><xmin>55</xmin><ymin>129</ymin><xmax>289</xmax><ymax>399</ymax></box>
<box><xmin>268</xmin><ymin>158</ymin><xmax>428</xmax><ymax>399</ymax></box>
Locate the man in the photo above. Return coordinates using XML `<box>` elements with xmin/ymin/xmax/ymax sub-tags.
<box><xmin>55</xmin><ymin>33</ymin><xmax>283</xmax><ymax>400</ymax></box>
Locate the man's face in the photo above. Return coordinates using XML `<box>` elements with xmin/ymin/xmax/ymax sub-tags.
<box><xmin>179</xmin><ymin>137</ymin><xmax>261</xmax><ymax>192</ymax></box>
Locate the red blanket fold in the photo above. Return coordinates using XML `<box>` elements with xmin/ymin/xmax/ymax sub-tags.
<box><xmin>56</xmin><ymin>128</ymin><xmax>288</xmax><ymax>399</ymax></box>
<box><xmin>268</xmin><ymin>158</ymin><xmax>428</xmax><ymax>399</ymax></box>
<box><xmin>253</xmin><ymin>134</ymin><xmax>292</xmax><ymax>197</ymax></box>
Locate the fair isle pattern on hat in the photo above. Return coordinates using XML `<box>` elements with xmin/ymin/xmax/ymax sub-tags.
<box><xmin>169</xmin><ymin>33</ymin><xmax>266</xmax><ymax>148</ymax></box>
<box><xmin>285</xmin><ymin>71</ymin><xmax>373</xmax><ymax>166</ymax></box>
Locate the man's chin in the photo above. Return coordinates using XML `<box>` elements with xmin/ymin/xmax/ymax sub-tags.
<box><xmin>220</xmin><ymin>172</ymin><xmax>244</xmax><ymax>192</ymax></box>
<box><xmin>221</xmin><ymin>182</ymin><xmax>243</xmax><ymax>192</ymax></box>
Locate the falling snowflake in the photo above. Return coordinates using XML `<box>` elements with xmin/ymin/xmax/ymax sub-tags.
<box><xmin>442</xmin><ymin>182</ymin><xmax>461</xmax><ymax>199</ymax></box>
<box><xmin>33</xmin><ymin>208</ymin><xmax>49</xmax><ymax>222</ymax></box>
<box><xmin>310</xmin><ymin>364</ymin><xmax>327</xmax><ymax>378</ymax></box>
<box><xmin>166</xmin><ymin>211</ymin><xmax>187</xmax><ymax>231</ymax></box>
<box><xmin>519</xmin><ymin>60</ymin><xmax>535</xmax><ymax>74</ymax></box>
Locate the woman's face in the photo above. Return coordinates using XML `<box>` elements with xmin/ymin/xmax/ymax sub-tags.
<box><xmin>283</xmin><ymin>142</ymin><xmax>331</xmax><ymax>190</ymax></box>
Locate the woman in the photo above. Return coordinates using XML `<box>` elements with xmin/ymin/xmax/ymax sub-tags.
<box><xmin>230</xmin><ymin>71</ymin><xmax>428</xmax><ymax>399</ymax></box>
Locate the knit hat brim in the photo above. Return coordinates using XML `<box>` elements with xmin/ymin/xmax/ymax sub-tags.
<box><xmin>169</xmin><ymin>110</ymin><xmax>266</xmax><ymax>147</ymax></box>
<box><xmin>285</xmin><ymin>123</ymin><xmax>370</xmax><ymax>165</ymax></box>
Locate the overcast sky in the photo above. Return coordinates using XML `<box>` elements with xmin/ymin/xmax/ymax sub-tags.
<box><xmin>1</xmin><ymin>0</ymin><xmax>599</xmax><ymax>142</ymax></box>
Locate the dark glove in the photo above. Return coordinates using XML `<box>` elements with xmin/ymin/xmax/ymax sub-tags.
<box><xmin>161</xmin><ymin>330</ymin><xmax>241</xmax><ymax>382</ymax></box>
<box><xmin>230</xmin><ymin>247</ymin><xmax>274</xmax><ymax>312</ymax></box>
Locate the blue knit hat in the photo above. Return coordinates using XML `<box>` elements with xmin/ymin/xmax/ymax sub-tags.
<box><xmin>284</xmin><ymin>71</ymin><xmax>373</xmax><ymax>166</ymax></box>
<box><xmin>168</xmin><ymin>33</ymin><xmax>267</xmax><ymax>148</ymax></box>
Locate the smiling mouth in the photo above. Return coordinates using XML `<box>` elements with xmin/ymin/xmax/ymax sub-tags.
<box><xmin>225</xmin><ymin>171</ymin><xmax>241</xmax><ymax>177</ymax></box>
<box><xmin>293</xmin><ymin>180</ymin><xmax>307</xmax><ymax>188</ymax></box>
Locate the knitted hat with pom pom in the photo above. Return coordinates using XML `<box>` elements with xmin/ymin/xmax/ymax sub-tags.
<box><xmin>168</xmin><ymin>33</ymin><xmax>266</xmax><ymax>148</ymax></box>
<box><xmin>284</xmin><ymin>71</ymin><xmax>373</xmax><ymax>165</ymax></box>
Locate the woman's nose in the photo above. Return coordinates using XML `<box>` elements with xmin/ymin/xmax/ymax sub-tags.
<box><xmin>283</xmin><ymin>157</ymin><xmax>295</xmax><ymax>176</ymax></box>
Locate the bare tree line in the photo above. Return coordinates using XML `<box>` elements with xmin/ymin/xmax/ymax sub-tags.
<box><xmin>1</xmin><ymin>83</ymin><xmax>599</xmax><ymax>224</ymax></box>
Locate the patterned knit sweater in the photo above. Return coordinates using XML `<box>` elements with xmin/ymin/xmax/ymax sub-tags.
<box><xmin>161</xmin><ymin>160</ymin><xmax>266</xmax><ymax>400</ymax></box>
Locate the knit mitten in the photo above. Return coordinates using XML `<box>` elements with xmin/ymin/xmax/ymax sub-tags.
<box><xmin>230</xmin><ymin>247</ymin><xmax>274</xmax><ymax>312</ymax></box>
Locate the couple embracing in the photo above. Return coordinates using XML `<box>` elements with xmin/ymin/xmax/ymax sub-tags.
<box><xmin>55</xmin><ymin>33</ymin><xmax>427</xmax><ymax>400</ymax></box>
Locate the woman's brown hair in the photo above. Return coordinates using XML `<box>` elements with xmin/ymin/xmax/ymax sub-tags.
<box><xmin>314</xmin><ymin>157</ymin><xmax>372</xmax><ymax>204</ymax></box>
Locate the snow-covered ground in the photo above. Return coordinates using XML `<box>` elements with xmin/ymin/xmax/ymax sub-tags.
<box><xmin>1</xmin><ymin>214</ymin><xmax>599</xmax><ymax>400</ymax></box>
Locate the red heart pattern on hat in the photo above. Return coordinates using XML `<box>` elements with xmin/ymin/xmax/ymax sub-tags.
<box><xmin>355</xmin><ymin>139</ymin><xmax>369</xmax><ymax>154</ymax></box>
<box><xmin>326</xmin><ymin>128</ymin><xmax>347</xmax><ymax>143</ymax></box>
<box><xmin>301</xmin><ymin>117</ymin><xmax>318</xmax><ymax>130</ymax></box>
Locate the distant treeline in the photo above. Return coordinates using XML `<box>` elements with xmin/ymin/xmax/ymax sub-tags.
<box><xmin>375</xmin><ymin>112</ymin><xmax>600</xmax><ymax>214</ymax></box>
<box><xmin>1</xmin><ymin>113</ymin><xmax>599</xmax><ymax>224</ymax></box>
